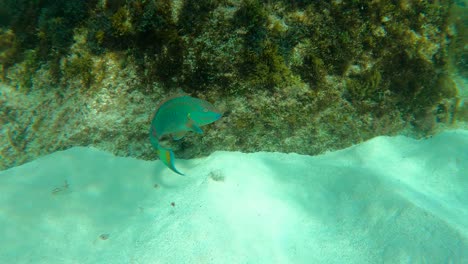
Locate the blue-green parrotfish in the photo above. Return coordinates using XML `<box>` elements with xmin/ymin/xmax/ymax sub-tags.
<box><xmin>149</xmin><ymin>95</ymin><xmax>222</xmax><ymax>175</ymax></box>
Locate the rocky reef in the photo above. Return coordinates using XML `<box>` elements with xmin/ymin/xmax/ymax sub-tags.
<box><xmin>0</xmin><ymin>0</ymin><xmax>466</xmax><ymax>170</ymax></box>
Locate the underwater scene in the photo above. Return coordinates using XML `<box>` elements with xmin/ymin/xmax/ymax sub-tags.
<box><xmin>0</xmin><ymin>0</ymin><xmax>467</xmax><ymax>263</ymax></box>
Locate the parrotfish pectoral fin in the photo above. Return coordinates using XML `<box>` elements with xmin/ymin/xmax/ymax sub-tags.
<box><xmin>172</xmin><ymin>131</ymin><xmax>187</xmax><ymax>140</ymax></box>
<box><xmin>190</xmin><ymin>123</ymin><xmax>203</xmax><ymax>134</ymax></box>
<box><xmin>157</xmin><ymin>146</ymin><xmax>184</xmax><ymax>175</ymax></box>
<box><xmin>186</xmin><ymin>114</ymin><xmax>204</xmax><ymax>134</ymax></box>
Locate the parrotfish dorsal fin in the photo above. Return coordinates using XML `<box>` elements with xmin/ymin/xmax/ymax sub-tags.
<box><xmin>150</xmin><ymin>93</ymin><xmax>190</xmax><ymax>122</ymax></box>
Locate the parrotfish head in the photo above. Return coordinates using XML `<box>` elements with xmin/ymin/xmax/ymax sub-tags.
<box><xmin>189</xmin><ymin>111</ymin><xmax>223</xmax><ymax>126</ymax></box>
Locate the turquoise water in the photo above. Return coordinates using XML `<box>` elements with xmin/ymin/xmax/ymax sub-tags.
<box><xmin>0</xmin><ymin>1</ymin><xmax>467</xmax><ymax>263</ymax></box>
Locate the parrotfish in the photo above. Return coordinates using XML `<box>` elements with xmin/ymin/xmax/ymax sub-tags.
<box><xmin>149</xmin><ymin>95</ymin><xmax>222</xmax><ymax>175</ymax></box>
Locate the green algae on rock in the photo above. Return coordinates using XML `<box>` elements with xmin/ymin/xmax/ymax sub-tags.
<box><xmin>0</xmin><ymin>0</ymin><xmax>464</xmax><ymax>170</ymax></box>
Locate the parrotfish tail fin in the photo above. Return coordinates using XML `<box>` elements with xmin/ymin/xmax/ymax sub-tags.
<box><xmin>157</xmin><ymin>146</ymin><xmax>185</xmax><ymax>176</ymax></box>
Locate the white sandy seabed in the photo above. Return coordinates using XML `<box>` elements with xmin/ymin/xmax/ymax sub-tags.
<box><xmin>0</xmin><ymin>130</ymin><xmax>467</xmax><ymax>264</ymax></box>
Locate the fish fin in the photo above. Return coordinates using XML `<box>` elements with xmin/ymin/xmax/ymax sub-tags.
<box><xmin>190</xmin><ymin>123</ymin><xmax>203</xmax><ymax>134</ymax></box>
<box><xmin>172</xmin><ymin>131</ymin><xmax>187</xmax><ymax>140</ymax></box>
<box><xmin>186</xmin><ymin>113</ymin><xmax>203</xmax><ymax>134</ymax></box>
<box><xmin>157</xmin><ymin>146</ymin><xmax>184</xmax><ymax>176</ymax></box>
<box><xmin>149</xmin><ymin>126</ymin><xmax>159</xmax><ymax>149</ymax></box>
